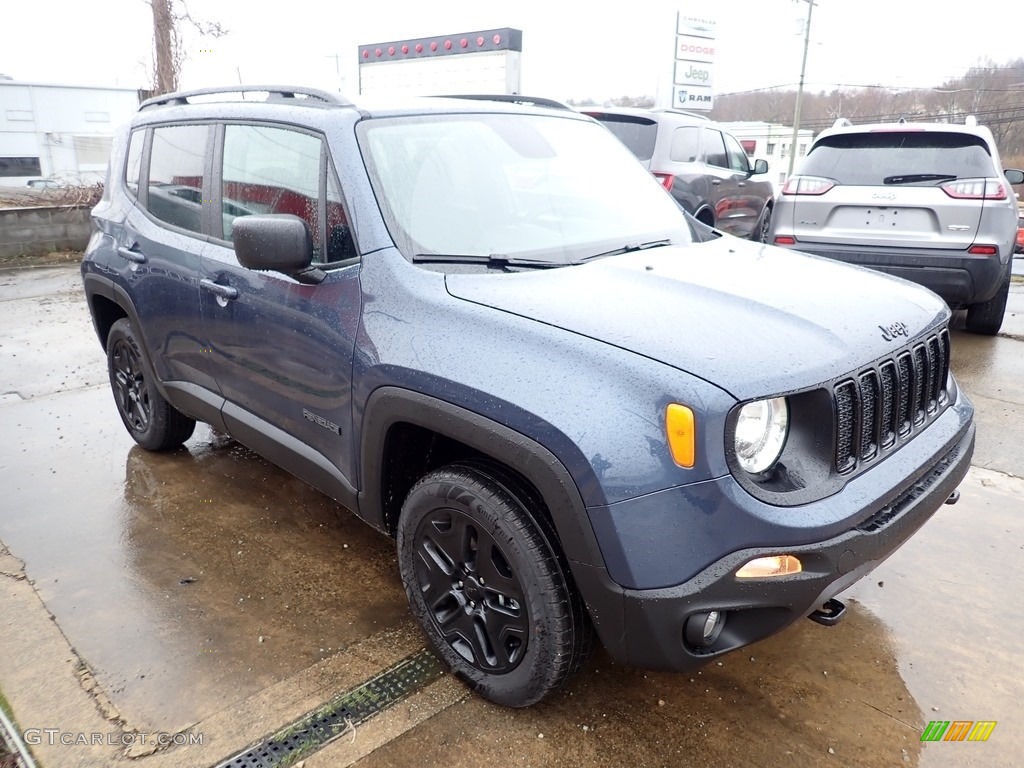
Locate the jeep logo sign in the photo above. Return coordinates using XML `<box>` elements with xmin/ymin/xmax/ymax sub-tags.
<box><xmin>674</xmin><ymin>60</ymin><xmax>714</xmax><ymax>87</ymax></box>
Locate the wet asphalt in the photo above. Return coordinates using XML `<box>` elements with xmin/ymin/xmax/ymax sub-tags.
<box><xmin>0</xmin><ymin>265</ymin><xmax>1022</xmax><ymax>768</ymax></box>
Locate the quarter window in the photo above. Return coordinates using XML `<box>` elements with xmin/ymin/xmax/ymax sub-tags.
<box><xmin>125</xmin><ymin>130</ymin><xmax>144</xmax><ymax>196</ymax></box>
<box><xmin>147</xmin><ymin>125</ymin><xmax>209</xmax><ymax>234</ymax></box>
<box><xmin>669</xmin><ymin>127</ymin><xmax>700</xmax><ymax>162</ymax></box>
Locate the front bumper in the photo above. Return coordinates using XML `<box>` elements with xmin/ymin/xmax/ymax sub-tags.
<box><xmin>779</xmin><ymin>242</ymin><xmax>1007</xmax><ymax>307</ymax></box>
<box><xmin>574</xmin><ymin>398</ymin><xmax>974</xmax><ymax>672</ymax></box>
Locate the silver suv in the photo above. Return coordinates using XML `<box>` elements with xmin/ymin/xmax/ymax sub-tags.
<box><xmin>770</xmin><ymin>118</ymin><xmax>1024</xmax><ymax>335</ymax></box>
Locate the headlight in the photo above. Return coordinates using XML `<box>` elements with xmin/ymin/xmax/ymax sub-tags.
<box><xmin>734</xmin><ymin>397</ymin><xmax>789</xmax><ymax>473</ymax></box>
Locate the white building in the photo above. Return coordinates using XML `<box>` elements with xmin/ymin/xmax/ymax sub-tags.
<box><xmin>717</xmin><ymin>121</ymin><xmax>815</xmax><ymax>193</ymax></box>
<box><xmin>0</xmin><ymin>78</ymin><xmax>140</xmax><ymax>187</ymax></box>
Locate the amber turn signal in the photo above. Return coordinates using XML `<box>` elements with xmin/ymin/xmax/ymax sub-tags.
<box><xmin>665</xmin><ymin>404</ymin><xmax>696</xmax><ymax>468</ymax></box>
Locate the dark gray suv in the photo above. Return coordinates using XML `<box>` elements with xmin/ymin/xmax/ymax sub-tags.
<box><xmin>585</xmin><ymin>107</ymin><xmax>775</xmax><ymax>241</ymax></box>
<box><xmin>82</xmin><ymin>87</ymin><xmax>974</xmax><ymax>708</ymax></box>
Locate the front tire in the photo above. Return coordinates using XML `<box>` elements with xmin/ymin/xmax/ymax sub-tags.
<box><xmin>397</xmin><ymin>462</ymin><xmax>590</xmax><ymax>707</ymax></box>
<box><xmin>965</xmin><ymin>264</ymin><xmax>1011</xmax><ymax>335</ymax></box>
<box><xmin>106</xmin><ymin>318</ymin><xmax>196</xmax><ymax>450</ymax></box>
<box><xmin>753</xmin><ymin>203</ymin><xmax>772</xmax><ymax>243</ymax></box>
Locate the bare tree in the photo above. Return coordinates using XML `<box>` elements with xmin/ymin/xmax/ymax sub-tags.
<box><xmin>147</xmin><ymin>0</ymin><xmax>227</xmax><ymax>95</ymax></box>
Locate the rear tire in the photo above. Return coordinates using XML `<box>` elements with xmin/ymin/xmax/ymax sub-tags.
<box><xmin>397</xmin><ymin>462</ymin><xmax>591</xmax><ymax>707</ymax></box>
<box><xmin>106</xmin><ymin>318</ymin><xmax>196</xmax><ymax>450</ymax></box>
<box><xmin>965</xmin><ymin>264</ymin><xmax>1011</xmax><ymax>335</ymax></box>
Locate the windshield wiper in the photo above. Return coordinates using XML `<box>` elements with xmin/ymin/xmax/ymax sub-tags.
<box><xmin>412</xmin><ymin>253</ymin><xmax>565</xmax><ymax>269</ymax></box>
<box><xmin>575</xmin><ymin>239</ymin><xmax>672</xmax><ymax>263</ymax></box>
<box><xmin>883</xmin><ymin>173</ymin><xmax>957</xmax><ymax>185</ymax></box>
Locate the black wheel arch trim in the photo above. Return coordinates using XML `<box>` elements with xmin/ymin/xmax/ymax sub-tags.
<box><xmin>83</xmin><ymin>273</ymin><xmax>165</xmax><ymax>396</ymax></box>
<box><xmin>83</xmin><ymin>272</ymin><xmax>223</xmax><ymax>429</ymax></box>
<box><xmin>358</xmin><ymin>386</ymin><xmax>630</xmax><ymax>657</ymax></box>
<box><xmin>693</xmin><ymin>205</ymin><xmax>715</xmax><ymax>225</ymax></box>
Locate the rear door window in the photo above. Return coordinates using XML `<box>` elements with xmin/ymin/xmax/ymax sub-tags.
<box><xmin>146</xmin><ymin>125</ymin><xmax>209</xmax><ymax>235</ymax></box>
<box><xmin>801</xmin><ymin>132</ymin><xmax>996</xmax><ymax>185</ymax></box>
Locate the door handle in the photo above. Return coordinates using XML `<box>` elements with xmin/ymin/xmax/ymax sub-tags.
<box><xmin>711</xmin><ymin>179</ymin><xmax>721</xmax><ymax>185</ymax></box>
<box><xmin>200</xmin><ymin>278</ymin><xmax>239</xmax><ymax>301</ymax></box>
<box><xmin>737</xmin><ymin>181</ymin><xmax>747</xmax><ymax>187</ymax></box>
<box><xmin>117</xmin><ymin>245</ymin><xmax>147</xmax><ymax>264</ymax></box>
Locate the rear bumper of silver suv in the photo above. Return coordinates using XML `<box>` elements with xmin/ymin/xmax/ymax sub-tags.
<box><xmin>787</xmin><ymin>243</ymin><xmax>1008</xmax><ymax>308</ymax></box>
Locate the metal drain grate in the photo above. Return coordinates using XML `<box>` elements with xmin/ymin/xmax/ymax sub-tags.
<box><xmin>215</xmin><ymin>648</ymin><xmax>443</xmax><ymax>768</ymax></box>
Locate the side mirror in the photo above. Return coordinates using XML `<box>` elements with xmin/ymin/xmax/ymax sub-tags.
<box><xmin>232</xmin><ymin>214</ymin><xmax>313</xmax><ymax>274</ymax></box>
<box><xmin>753</xmin><ymin>158</ymin><xmax>769</xmax><ymax>175</ymax></box>
<box><xmin>1004</xmin><ymin>169</ymin><xmax>1024</xmax><ymax>185</ymax></box>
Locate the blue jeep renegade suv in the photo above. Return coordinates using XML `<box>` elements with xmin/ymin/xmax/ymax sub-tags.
<box><xmin>82</xmin><ymin>86</ymin><xmax>975</xmax><ymax>707</ymax></box>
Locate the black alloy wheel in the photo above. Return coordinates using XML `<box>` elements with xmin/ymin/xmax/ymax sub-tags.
<box><xmin>105</xmin><ymin>318</ymin><xmax>196</xmax><ymax>451</ymax></box>
<box><xmin>397</xmin><ymin>462</ymin><xmax>591</xmax><ymax>707</ymax></box>
<box><xmin>414</xmin><ymin>505</ymin><xmax>530</xmax><ymax>671</ymax></box>
<box><xmin>111</xmin><ymin>336</ymin><xmax>150</xmax><ymax>433</ymax></box>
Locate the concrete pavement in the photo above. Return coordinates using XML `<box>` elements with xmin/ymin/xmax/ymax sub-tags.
<box><xmin>1</xmin><ymin>266</ymin><xmax>1022</xmax><ymax>768</ymax></box>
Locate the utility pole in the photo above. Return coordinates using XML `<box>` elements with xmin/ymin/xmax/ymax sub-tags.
<box><xmin>787</xmin><ymin>0</ymin><xmax>816</xmax><ymax>178</ymax></box>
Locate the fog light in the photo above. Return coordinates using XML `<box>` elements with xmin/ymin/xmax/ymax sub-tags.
<box><xmin>684</xmin><ymin>610</ymin><xmax>726</xmax><ymax>648</ymax></box>
<box><xmin>736</xmin><ymin>555</ymin><xmax>802</xmax><ymax>578</ymax></box>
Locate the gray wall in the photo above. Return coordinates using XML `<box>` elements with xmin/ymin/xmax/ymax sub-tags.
<box><xmin>0</xmin><ymin>205</ymin><xmax>91</xmax><ymax>259</ymax></box>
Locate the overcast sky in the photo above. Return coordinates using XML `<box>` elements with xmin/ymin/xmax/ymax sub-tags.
<box><xmin>3</xmin><ymin>0</ymin><xmax>1021</xmax><ymax>100</ymax></box>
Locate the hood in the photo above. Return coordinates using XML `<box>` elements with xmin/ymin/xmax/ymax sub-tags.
<box><xmin>445</xmin><ymin>238</ymin><xmax>949</xmax><ymax>400</ymax></box>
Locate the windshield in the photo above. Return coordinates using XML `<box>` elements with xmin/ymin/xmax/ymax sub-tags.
<box><xmin>801</xmin><ymin>132</ymin><xmax>996</xmax><ymax>186</ymax></box>
<box><xmin>358</xmin><ymin>113</ymin><xmax>691</xmax><ymax>262</ymax></box>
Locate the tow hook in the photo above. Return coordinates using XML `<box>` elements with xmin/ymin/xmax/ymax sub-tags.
<box><xmin>808</xmin><ymin>598</ymin><xmax>846</xmax><ymax>627</ymax></box>
<box><xmin>945</xmin><ymin>490</ymin><xmax>960</xmax><ymax>505</ymax></box>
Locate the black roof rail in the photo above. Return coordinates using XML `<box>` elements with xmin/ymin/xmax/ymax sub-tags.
<box><xmin>138</xmin><ymin>85</ymin><xmax>351</xmax><ymax>111</ymax></box>
<box><xmin>434</xmin><ymin>94</ymin><xmax>571</xmax><ymax>110</ymax></box>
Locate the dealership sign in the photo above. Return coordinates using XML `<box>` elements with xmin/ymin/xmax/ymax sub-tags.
<box><xmin>672</xmin><ymin>8</ymin><xmax>715</xmax><ymax>110</ymax></box>
<box><xmin>357</xmin><ymin>28</ymin><xmax>523</xmax><ymax>97</ymax></box>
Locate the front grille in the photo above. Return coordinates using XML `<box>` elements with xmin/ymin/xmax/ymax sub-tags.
<box><xmin>833</xmin><ymin>328</ymin><xmax>951</xmax><ymax>474</ymax></box>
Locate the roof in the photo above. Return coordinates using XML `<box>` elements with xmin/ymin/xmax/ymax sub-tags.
<box><xmin>131</xmin><ymin>87</ymin><xmax>581</xmax><ymax>124</ymax></box>
<box><xmin>816</xmin><ymin>120</ymin><xmax>996</xmax><ymax>144</ymax></box>
<box><xmin>581</xmin><ymin>106</ymin><xmax>712</xmax><ymax>123</ymax></box>
<box><xmin>0</xmin><ymin>80</ymin><xmax>140</xmax><ymax>93</ymax></box>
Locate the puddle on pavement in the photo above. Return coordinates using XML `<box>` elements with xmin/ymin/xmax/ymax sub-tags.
<box><xmin>845</xmin><ymin>471</ymin><xmax>1023</xmax><ymax>768</ymax></box>
<box><xmin>356</xmin><ymin>603</ymin><xmax>922</xmax><ymax>768</ymax></box>
<box><xmin>949</xmin><ymin>328</ymin><xmax>1024</xmax><ymax>407</ymax></box>
<box><xmin>357</xmin><ymin>473</ymin><xmax>1024</xmax><ymax>768</ymax></box>
<box><xmin>0</xmin><ymin>386</ymin><xmax>410</xmax><ymax>732</ymax></box>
